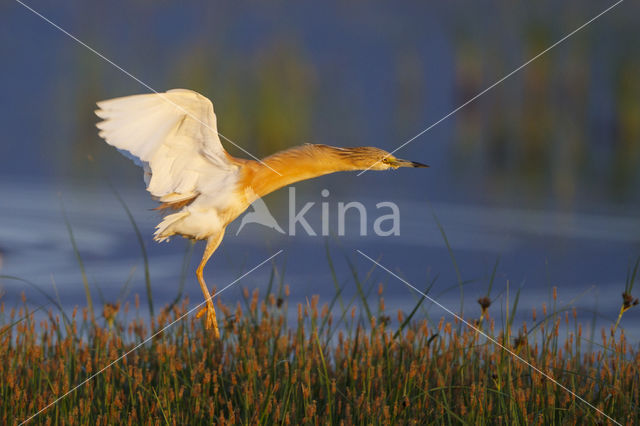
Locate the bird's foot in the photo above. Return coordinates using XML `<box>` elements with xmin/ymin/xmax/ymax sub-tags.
<box><xmin>196</xmin><ymin>300</ymin><xmax>220</xmax><ymax>339</ymax></box>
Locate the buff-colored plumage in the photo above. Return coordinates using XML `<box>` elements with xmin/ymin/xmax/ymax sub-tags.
<box><xmin>96</xmin><ymin>89</ymin><xmax>427</xmax><ymax>338</ymax></box>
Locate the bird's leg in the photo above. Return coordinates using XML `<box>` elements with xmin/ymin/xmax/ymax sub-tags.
<box><xmin>194</xmin><ymin>232</ymin><xmax>224</xmax><ymax>338</ymax></box>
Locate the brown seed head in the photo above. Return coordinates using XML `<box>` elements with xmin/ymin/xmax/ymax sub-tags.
<box><xmin>103</xmin><ymin>303</ymin><xmax>120</xmax><ymax>327</ymax></box>
<box><xmin>622</xmin><ymin>292</ymin><xmax>638</xmax><ymax>308</ymax></box>
<box><xmin>477</xmin><ymin>296</ymin><xmax>492</xmax><ymax>313</ymax></box>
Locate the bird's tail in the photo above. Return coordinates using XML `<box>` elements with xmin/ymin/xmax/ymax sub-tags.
<box><xmin>154</xmin><ymin>211</ymin><xmax>189</xmax><ymax>242</ymax></box>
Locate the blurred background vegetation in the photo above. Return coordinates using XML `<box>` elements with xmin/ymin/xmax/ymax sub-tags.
<box><xmin>1</xmin><ymin>0</ymin><xmax>639</xmax><ymax>209</ymax></box>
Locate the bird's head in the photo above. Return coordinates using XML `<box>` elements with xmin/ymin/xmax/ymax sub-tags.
<box><xmin>341</xmin><ymin>146</ymin><xmax>429</xmax><ymax>171</ymax></box>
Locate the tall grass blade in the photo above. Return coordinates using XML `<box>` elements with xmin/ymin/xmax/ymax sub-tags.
<box><xmin>486</xmin><ymin>257</ymin><xmax>500</xmax><ymax>297</ymax></box>
<box><xmin>394</xmin><ymin>274</ymin><xmax>439</xmax><ymax>339</ymax></box>
<box><xmin>508</xmin><ymin>283</ymin><xmax>522</xmax><ymax>329</ymax></box>
<box><xmin>625</xmin><ymin>255</ymin><xmax>640</xmax><ymax>293</ymax></box>
<box><xmin>325</xmin><ymin>239</ymin><xmax>346</xmax><ymax>315</ymax></box>
<box><xmin>346</xmin><ymin>256</ymin><xmax>372</xmax><ymax>321</ymax></box>
<box><xmin>116</xmin><ymin>266</ymin><xmax>137</xmax><ymax>304</ymax></box>
<box><xmin>429</xmin><ymin>204</ymin><xmax>465</xmax><ymax>318</ymax></box>
<box><xmin>0</xmin><ymin>302</ymin><xmax>49</xmax><ymax>337</ymax></box>
<box><xmin>108</xmin><ymin>183</ymin><xmax>154</xmax><ymax>322</ymax></box>
<box><xmin>0</xmin><ymin>275</ymin><xmax>73</xmax><ymax>331</ymax></box>
<box><xmin>166</xmin><ymin>241</ymin><xmax>194</xmax><ymax>313</ymax></box>
<box><xmin>60</xmin><ymin>200</ymin><xmax>95</xmax><ymax>324</ymax></box>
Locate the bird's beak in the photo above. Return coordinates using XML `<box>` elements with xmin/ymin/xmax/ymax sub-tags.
<box><xmin>391</xmin><ymin>158</ymin><xmax>429</xmax><ymax>168</ymax></box>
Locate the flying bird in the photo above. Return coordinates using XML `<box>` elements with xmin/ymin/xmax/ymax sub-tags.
<box><xmin>95</xmin><ymin>89</ymin><xmax>427</xmax><ymax>338</ymax></box>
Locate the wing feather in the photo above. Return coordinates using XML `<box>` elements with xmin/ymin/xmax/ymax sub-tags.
<box><xmin>95</xmin><ymin>89</ymin><xmax>238</xmax><ymax>200</ymax></box>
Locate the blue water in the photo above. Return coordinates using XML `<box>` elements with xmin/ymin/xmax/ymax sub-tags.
<box><xmin>1</xmin><ymin>179</ymin><xmax>638</xmax><ymax>341</ymax></box>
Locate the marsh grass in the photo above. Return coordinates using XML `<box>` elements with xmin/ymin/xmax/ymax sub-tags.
<box><xmin>1</xmin><ymin>199</ymin><xmax>638</xmax><ymax>424</ymax></box>
<box><xmin>1</xmin><ymin>272</ymin><xmax>639</xmax><ymax>425</ymax></box>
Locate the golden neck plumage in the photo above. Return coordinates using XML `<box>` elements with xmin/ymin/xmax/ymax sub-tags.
<box><xmin>239</xmin><ymin>144</ymin><xmax>361</xmax><ymax>199</ymax></box>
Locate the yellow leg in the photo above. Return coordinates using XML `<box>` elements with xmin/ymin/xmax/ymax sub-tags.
<box><xmin>194</xmin><ymin>231</ymin><xmax>224</xmax><ymax>338</ymax></box>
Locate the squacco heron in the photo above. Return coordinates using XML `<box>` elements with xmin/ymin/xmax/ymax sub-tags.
<box><xmin>95</xmin><ymin>89</ymin><xmax>427</xmax><ymax>338</ymax></box>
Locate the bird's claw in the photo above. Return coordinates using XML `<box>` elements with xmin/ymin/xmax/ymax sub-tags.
<box><xmin>197</xmin><ymin>301</ymin><xmax>220</xmax><ymax>339</ymax></box>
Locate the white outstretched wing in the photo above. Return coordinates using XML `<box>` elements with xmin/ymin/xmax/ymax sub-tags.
<box><xmin>95</xmin><ymin>89</ymin><xmax>238</xmax><ymax>201</ymax></box>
